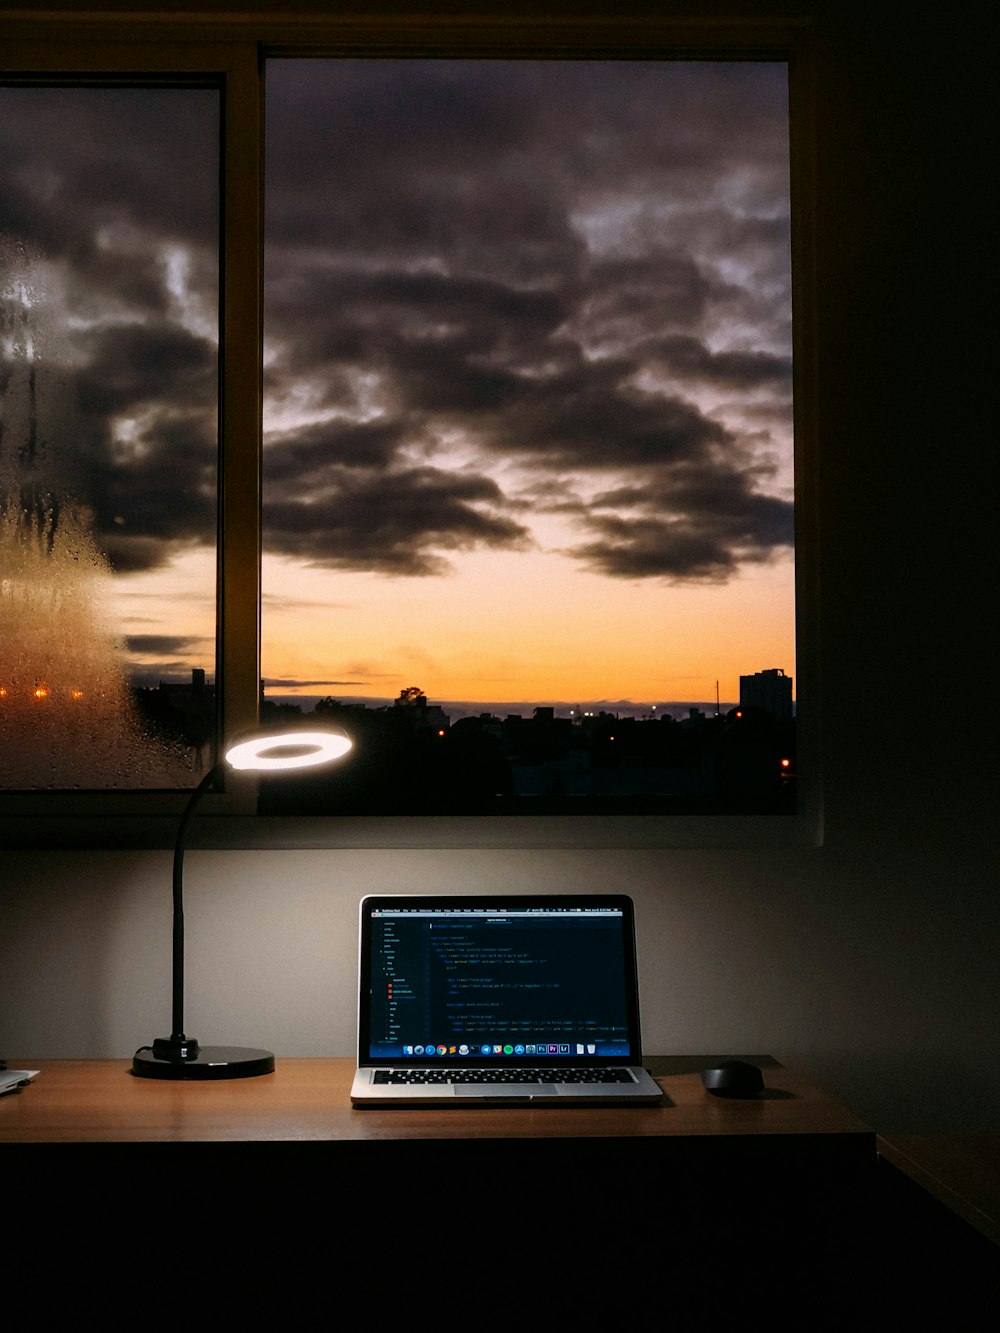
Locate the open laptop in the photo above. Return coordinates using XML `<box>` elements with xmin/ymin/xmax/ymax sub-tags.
<box><xmin>350</xmin><ymin>894</ymin><xmax>663</xmax><ymax>1105</ymax></box>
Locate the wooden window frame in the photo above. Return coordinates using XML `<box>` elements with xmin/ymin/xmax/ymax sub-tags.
<box><xmin>0</xmin><ymin>8</ymin><xmax>820</xmax><ymax>849</ymax></box>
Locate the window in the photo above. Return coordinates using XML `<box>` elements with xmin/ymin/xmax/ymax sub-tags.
<box><xmin>260</xmin><ymin>57</ymin><xmax>797</xmax><ymax>819</ymax></box>
<box><xmin>0</xmin><ymin>82</ymin><xmax>220</xmax><ymax>791</ymax></box>
<box><xmin>0</xmin><ymin>11</ymin><xmax>818</xmax><ymax>846</ymax></box>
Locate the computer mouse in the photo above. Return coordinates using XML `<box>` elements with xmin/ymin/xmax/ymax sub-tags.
<box><xmin>700</xmin><ymin>1060</ymin><xmax>765</xmax><ymax>1099</ymax></box>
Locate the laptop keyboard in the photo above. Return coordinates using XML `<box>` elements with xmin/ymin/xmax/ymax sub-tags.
<box><xmin>373</xmin><ymin>1068</ymin><xmax>637</xmax><ymax>1085</ymax></box>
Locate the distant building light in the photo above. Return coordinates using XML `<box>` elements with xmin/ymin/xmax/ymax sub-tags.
<box><xmin>34</xmin><ymin>684</ymin><xmax>50</xmax><ymax>700</ymax></box>
<box><xmin>71</xmin><ymin>689</ymin><xmax>85</xmax><ymax>701</ymax></box>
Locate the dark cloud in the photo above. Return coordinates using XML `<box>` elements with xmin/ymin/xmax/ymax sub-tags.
<box><xmin>264</xmin><ymin>418</ymin><xmax>407</xmax><ymax>478</ymax></box>
<box><xmin>491</xmin><ymin>369</ymin><xmax>732</xmax><ymax>470</ymax></box>
<box><xmin>1</xmin><ymin>84</ymin><xmax>219</xmax><ymax>575</ymax></box>
<box><xmin>570</xmin><ymin>467</ymin><xmax>794</xmax><ymax>581</ymax></box>
<box><xmin>263</xmin><ymin>678</ymin><xmax>371</xmax><ymax>689</ymax></box>
<box><xmin>74</xmin><ymin>323</ymin><xmax>216</xmax><ymax>418</ymax></box>
<box><xmin>2</xmin><ymin>63</ymin><xmax>793</xmax><ymax>588</ymax></box>
<box><xmin>14</xmin><ymin>335</ymin><xmax>219</xmax><ymax>572</ymax></box>
<box><xmin>0</xmin><ymin>87</ymin><xmax>219</xmax><ymax>257</ymax></box>
<box><xmin>570</xmin><ymin>514</ymin><xmax>745</xmax><ymax>581</ymax></box>
<box><xmin>266</xmin><ymin>60</ymin><xmax>789</xmax><ymax>262</ymax></box>
<box><xmin>264</xmin><ymin>266</ymin><xmax>571</xmax><ymax>404</ymax></box>
<box><xmin>263</xmin><ymin>464</ymin><xmax>533</xmax><ymax>576</ymax></box>
<box><xmin>636</xmin><ymin>335</ymin><xmax>793</xmax><ymax>389</ymax></box>
<box><xmin>266</xmin><ymin>62</ymin><xmax>583</xmax><ymax>286</ymax></box>
<box><xmin>127</xmin><ymin>634</ymin><xmax>211</xmax><ymax>657</ymax></box>
<box><xmin>260</xmin><ymin>59</ymin><xmax>794</xmax><ymax>583</ymax></box>
<box><xmin>569</xmin><ymin>252</ymin><xmax>716</xmax><ymax>344</ymax></box>
<box><xmin>124</xmin><ymin>634</ymin><xmax>215</xmax><ymax>687</ymax></box>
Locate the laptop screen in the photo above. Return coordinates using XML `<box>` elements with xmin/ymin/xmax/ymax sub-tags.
<box><xmin>358</xmin><ymin>895</ymin><xmax>642</xmax><ymax>1065</ymax></box>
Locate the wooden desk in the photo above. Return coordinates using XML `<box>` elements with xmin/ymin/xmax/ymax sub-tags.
<box><xmin>0</xmin><ymin>1055</ymin><xmax>873</xmax><ymax>1144</ymax></box>
<box><xmin>2</xmin><ymin>1056</ymin><xmax>875</xmax><ymax>1298</ymax></box>
<box><xmin>6</xmin><ymin>1058</ymin><xmax>957</xmax><ymax>1321</ymax></box>
<box><xmin>4</xmin><ymin>1060</ymin><xmax>995</xmax><ymax>1321</ymax></box>
<box><xmin>878</xmin><ymin>1131</ymin><xmax>1000</xmax><ymax>1247</ymax></box>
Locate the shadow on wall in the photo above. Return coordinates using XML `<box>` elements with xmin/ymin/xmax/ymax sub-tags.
<box><xmin>0</xmin><ymin>850</ymin><xmax>172</xmax><ymax>1058</ymax></box>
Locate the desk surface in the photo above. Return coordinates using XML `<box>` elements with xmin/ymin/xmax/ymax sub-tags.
<box><xmin>0</xmin><ymin>1056</ymin><xmax>870</xmax><ymax>1144</ymax></box>
<box><xmin>878</xmin><ymin>1131</ymin><xmax>1000</xmax><ymax>1247</ymax></box>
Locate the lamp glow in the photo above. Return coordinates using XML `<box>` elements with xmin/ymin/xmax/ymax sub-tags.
<box><xmin>132</xmin><ymin>725</ymin><xmax>352</xmax><ymax>1081</ymax></box>
<box><xmin>225</xmin><ymin>730</ymin><xmax>352</xmax><ymax>771</ymax></box>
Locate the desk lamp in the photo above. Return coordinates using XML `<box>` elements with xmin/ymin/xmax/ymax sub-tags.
<box><xmin>131</xmin><ymin>729</ymin><xmax>352</xmax><ymax>1080</ymax></box>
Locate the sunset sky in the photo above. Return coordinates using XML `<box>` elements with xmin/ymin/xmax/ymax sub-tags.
<box><xmin>2</xmin><ymin>61</ymin><xmax>794</xmax><ymax>718</ymax></box>
<box><xmin>261</xmin><ymin>60</ymin><xmax>794</xmax><ymax>710</ymax></box>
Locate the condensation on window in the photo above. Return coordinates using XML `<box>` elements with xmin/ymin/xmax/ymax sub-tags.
<box><xmin>0</xmin><ymin>87</ymin><xmax>220</xmax><ymax>791</ymax></box>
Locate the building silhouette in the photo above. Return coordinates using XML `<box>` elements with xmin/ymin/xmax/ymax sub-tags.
<box><xmin>739</xmin><ymin>667</ymin><xmax>793</xmax><ymax>721</ymax></box>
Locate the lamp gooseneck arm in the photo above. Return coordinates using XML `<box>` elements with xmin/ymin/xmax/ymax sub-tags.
<box><xmin>161</xmin><ymin>761</ymin><xmax>225</xmax><ymax>1057</ymax></box>
<box><xmin>134</xmin><ymin>726</ymin><xmax>350</xmax><ymax>1079</ymax></box>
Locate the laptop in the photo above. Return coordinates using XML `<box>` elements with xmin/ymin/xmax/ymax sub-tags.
<box><xmin>350</xmin><ymin>894</ymin><xmax>663</xmax><ymax>1105</ymax></box>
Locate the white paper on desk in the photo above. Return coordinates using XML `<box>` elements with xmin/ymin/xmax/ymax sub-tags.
<box><xmin>0</xmin><ymin>1070</ymin><xmax>39</xmax><ymax>1096</ymax></box>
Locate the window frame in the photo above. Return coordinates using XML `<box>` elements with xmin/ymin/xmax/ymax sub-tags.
<box><xmin>0</xmin><ymin>8</ymin><xmax>820</xmax><ymax>850</ymax></box>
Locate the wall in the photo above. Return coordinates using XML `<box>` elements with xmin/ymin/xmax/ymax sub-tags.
<box><xmin>1</xmin><ymin>2</ymin><xmax>995</xmax><ymax>1134</ymax></box>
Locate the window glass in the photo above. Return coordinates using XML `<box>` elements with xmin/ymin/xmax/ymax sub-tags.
<box><xmin>261</xmin><ymin>59</ymin><xmax>794</xmax><ymax>815</ymax></box>
<box><xmin>0</xmin><ymin>85</ymin><xmax>219</xmax><ymax>790</ymax></box>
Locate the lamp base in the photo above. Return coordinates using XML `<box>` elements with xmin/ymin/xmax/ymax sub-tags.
<box><xmin>131</xmin><ymin>1045</ymin><xmax>275</xmax><ymax>1080</ymax></box>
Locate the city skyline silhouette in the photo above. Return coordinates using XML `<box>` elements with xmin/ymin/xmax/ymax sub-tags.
<box><xmin>128</xmin><ymin>666</ymin><xmax>795</xmax><ymax>814</ymax></box>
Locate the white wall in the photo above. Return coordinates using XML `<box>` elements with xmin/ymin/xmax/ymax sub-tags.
<box><xmin>3</xmin><ymin>815</ymin><xmax>996</xmax><ymax>1134</ymax></box>
<box><xmin>0</xmin><ymin>3</ymin><xmax>995</xmax><ymax>1135</ymax></box>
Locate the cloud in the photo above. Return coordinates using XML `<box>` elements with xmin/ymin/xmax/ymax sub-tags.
<box><xmin>74</xmin><ymin>323</ymin><xmax>215</xmax><ymax>418</ymax></box>
<box><xmin>124</xmin><ymin>634</ymin><xmax>215</xmax><ymax>686</ymax></box>
<box><xmin>263</xmin><ymin>464</ymin><xmax>533</xmax><ymax>576</ymax></box>
<box><xmin>264</xmin><ymin>417</ymin><xmax>407</xmax><ymax>478</ymax></box>
<box><xmin>568</xmin><ymin>499</ymin><xmax>794</xmax><ymax>582</ymax></box>
<box><xmin>634</xmin><ymin>335</ymin><xmax>793</xmax><ymax>390</ymax></box>
<box><xmin>2</xmin><ymin>63</ymin><xmax>794</xmax><ymax>589</ymax></box>
<box><xmin>260</xmin><ymin>59</ymin><xmax>794</xmax><ymax>583</ymax></box>
<box><xmin>566</xmin><ymin>463</ymin><xmax>793</xmax><ymax>580</ymax></box>
<box><xmin>1</xmin><ymin>86</ymin><xmax>219</xmax><ymax>575</ymax></box>
<box><xmin>263</xmin><ymin>678</ymin><xmax>372</xmax><ymax>689</ymax></box>
<box><xmin>126</xmin><ymin>634</ymin><xmax>211</xmax><ymax>657</ymax></box>
<box><xmin>0</xmin><ymin>86</ymin><xmax>219</xmax><ymax>258</ymax></box>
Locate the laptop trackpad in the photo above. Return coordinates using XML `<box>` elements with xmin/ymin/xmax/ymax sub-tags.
<box><xmin>454</xmin><ymin>1084</ymin><xmax>558</xmax><ymax>1096</ymax></box>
